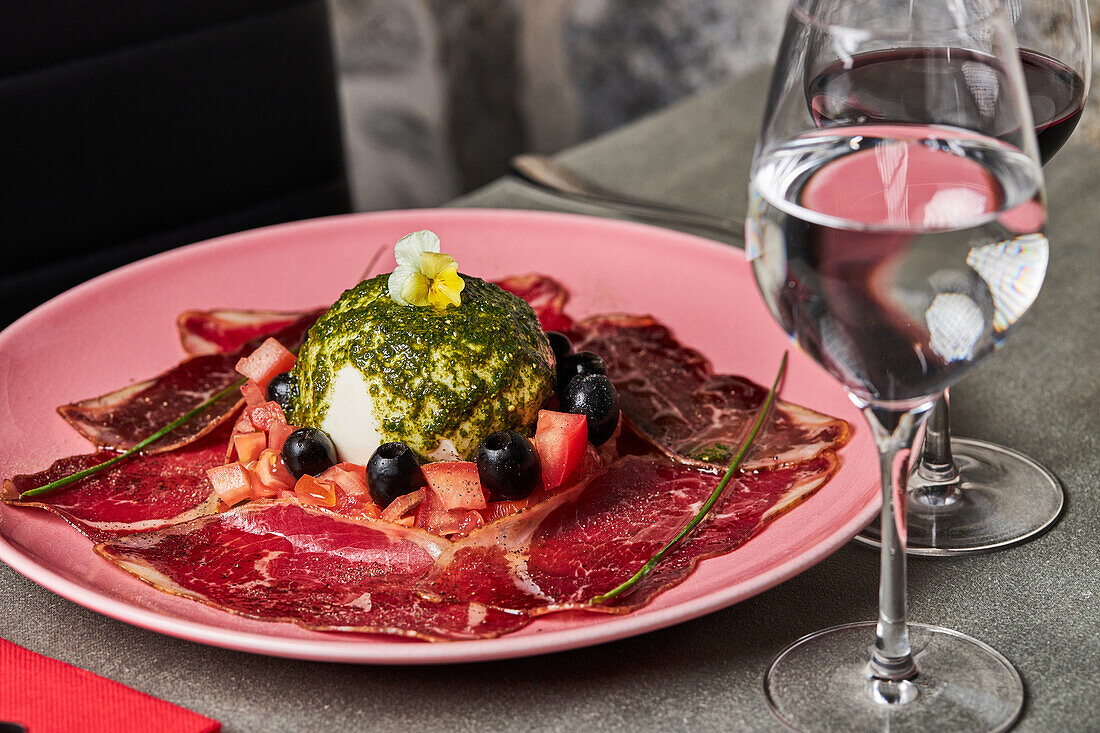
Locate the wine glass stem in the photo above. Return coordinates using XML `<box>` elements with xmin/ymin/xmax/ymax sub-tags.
<box><xmin>912</xmin><ymin>396</ymin><xmax>963</xmax><ymax>506</ymax></box>
<box><xmin>866</xmin><ymin>405</ymin><xmax>926</xmax><ymax>681</ymax></box>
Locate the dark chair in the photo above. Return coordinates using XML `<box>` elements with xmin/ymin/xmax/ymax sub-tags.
<box><xmin>0</xmin><ymin>1</ymin><xmax>350</xmax><ymax>327</ymax></box>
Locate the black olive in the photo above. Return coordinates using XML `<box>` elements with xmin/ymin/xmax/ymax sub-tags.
<box><xmin>282</xmin><ymin>427</ymin><xmax>338</xmax><ymax>478</ymax></box>
<box><xmin>266</xmin><ymin>371</ymin><xmax>295</xmax><ymax>412</ymax></box>
<box><xmin>556</xmin><ymin>350</ymin><xmax>607</xmax><ymax>396</ymax></box>
<box><xmin>476</xmin><ymin>430</ymin><xmax>542</xmax><ymax>500</ymax></box>
<box><xmin>366</xmin><ymin>442</ymin><xmax>425</xmax><ymax>508</ymax></box>
<box><xmin>545</xmin><ymin>331</ymin><xmax>573</xmax><ymax>362</ymax></box>
<box><xmin>561</xmin><ymin>374</ymin><xmax>621</xmax><ymax>446</ymax></box>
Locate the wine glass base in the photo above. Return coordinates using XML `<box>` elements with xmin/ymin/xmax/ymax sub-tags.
<box><xmin>855</xmin><ymin>437</ymin><xmax>1063</xmax><ymax>556</ymax></box>
<box><xmin>764</xmin><ymin>622</ymin><xmax>1023</xmax><ymax>733</ymax></box>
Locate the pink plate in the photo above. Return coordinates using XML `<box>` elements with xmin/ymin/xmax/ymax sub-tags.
<box><xmin>0</xmin><ymin>209</ymin><xmax>878</xmax><ymax>664</ymax></box>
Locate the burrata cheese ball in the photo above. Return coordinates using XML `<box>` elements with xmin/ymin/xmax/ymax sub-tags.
<box><xmin>289</xmin><ymin>274</ymin><xmax>555</xmax><ymax>464</ymax></box>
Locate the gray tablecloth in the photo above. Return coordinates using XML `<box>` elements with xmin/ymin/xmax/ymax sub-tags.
<box><xmin>2</xmin><ymin>68</ymin><xmax>1097</xmax><ymax>732</ymax></box>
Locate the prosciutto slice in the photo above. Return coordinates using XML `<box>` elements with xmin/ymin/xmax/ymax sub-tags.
<box><xmin>58</xmin><ymin>313</ymin><xmax>318</xmax><ymax>454</ymax></box>
<box><xmin>174</xmin><ymin>277</ymin><xmax>573</xmax><ymax>360</ymax></box>
<box><xmin>177</xmin><ymin>309</ymin><xmax>318</xmax><ymax>356</ymax></box>
<box><xmin>95</xmin><ymin>502</ymin><xmax>530</xmax><ymax>641</ymax></box>
<box><xmin>494</xmin><ymin>274</ymin><xmax>574</xmax><ymax>332</ymax></box>
<box><xmin>421</xmin><ymin>453</ymin><xmax>838</xmax><ymax>614</ymax></box>
<box><xmin>1</xmin><ymin>432</ymin><xmax>226</xmax><ymax>542</ymax></box>
<box><xmin>572</xmin><ymin>315</ymin><xmax>850</xmax><ymax>469</ymax></box>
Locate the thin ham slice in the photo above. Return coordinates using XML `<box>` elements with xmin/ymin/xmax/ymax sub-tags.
<box><xmin>173</xmin><ymin>277</ymin><xmax>572</xmax><ymax>359</ymax></box>
<box><xmin>572</xmin><ymin>315</ymin><xmax>851</xmax><ymax>470</ymax></box>
<box><xmin>1</xmin><ymin>431</ymin><xmax>228</xmax><ymax>542</ymax></box>
<box><xmin>495</xmin><ymin>274</ymin><xmax>573</xmax><ymax>331</ymax></box>
<box><xmin>58</xmin><ymin>313</ymin><xmax>319</xmax><ymax>454</ymax></box>
<box><xmin>420</xmin><ymin>453</ymin><xmax>838</xmax><ymax>614</ymax></box>
<box><xmin>177</xmin><ymin>309</ymin><xmax>316</xmax><ymax>356</ymax></box>
<box><xmin>95</xmin><ymin>502</ymin><xmax>530</xmax><ymax>641</ymax></box>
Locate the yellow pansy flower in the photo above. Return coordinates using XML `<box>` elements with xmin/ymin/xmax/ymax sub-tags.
<box><xmin>387</xmin><ymin>230</ymin><xmax>465</xmax><ymax>309</ymax></box>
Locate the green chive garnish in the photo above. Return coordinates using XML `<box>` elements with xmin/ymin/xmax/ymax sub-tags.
<box><xmin>17</xmin><ymin>377</ymin><xmax>245</xmax><ymax>500</ymax></box>
<box><xmin>590</xmin><ymin>352</ymin><xmax>787</xmax><ymax>605</ymax></box>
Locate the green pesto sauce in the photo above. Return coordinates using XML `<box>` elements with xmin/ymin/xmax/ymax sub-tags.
<box><xmin>290</xmin><ymin>274</ymin><xmax>554</xmax><ymax>461</ymax></box>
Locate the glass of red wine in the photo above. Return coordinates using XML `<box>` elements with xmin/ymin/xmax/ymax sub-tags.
<box><xmin>808</xmin><ymin>0</ymin><xmax>1091</xmax><ymax>555</ymax></box>
<box><xmin>748</xmin><ymin>0</ymin><xmax>1046</xmax><ymax>728</ymax></box>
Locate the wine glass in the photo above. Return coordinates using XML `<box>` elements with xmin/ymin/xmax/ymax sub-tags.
<box><xmin>747</xmin><ymin>0</ymin><xmax>1046</xmax><ymax>728</ymax></box>
<box><xmin>844</xmin><ymin>0</ymin><xmax>1091</xmax><ymax>554</ymax></box>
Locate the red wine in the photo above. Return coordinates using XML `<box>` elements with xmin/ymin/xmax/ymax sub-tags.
<box><xmin>808</xmin><ymin>48</ymin><xmax>1086</xmax><ymax>164</ymax></box>
<box><xmin>748</xmin><ymin>125</ymin><xmax>1047</xmax><ymax>406</ymax></box>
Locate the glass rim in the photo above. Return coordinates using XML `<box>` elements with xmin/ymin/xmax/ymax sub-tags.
<box><xmin>750</xmin><ymin>123</ymin><xmax>1046</xmax><ymax>235</ymax></box>
<box><xmin>789</xmin><ymin>0</ymin><xmax>1009</xmax><ymax>40</ymax></box>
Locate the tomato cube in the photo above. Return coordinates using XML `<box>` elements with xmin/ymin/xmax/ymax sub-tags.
<box><xmin>533</xmin><ymin>410</ymin><xmax>589</xmax><ymax>490</ymax></box>
<box><xmin>254</xmin><ymin>449</ymin><xmax>295</xmax><ymax>493</ymax></box>
<box><xmin>234</xmin><ymin>337</ymin><xmax>296</xmax><ymax>390</ymax></box>
<box><xmin>320</xmin><ymin>463</ymin><xmax>370</xmax><ymax>498</ymax></box>
<box><xmin>421</xmin><ymin>461</ymin><xmax>487</xmax><ymax>510</ymax></box>
<box><xmin>380</xmin><ymin>488</ymin><xmax>425</xmax><ymax>522</ymax></box>
<box><xmin>240</xmin><ymin>379</ymin><xmax>266</xmax><ymax>407</ymax></box>
<box><xmin>245</xmin><ymin>401</ymin><xmax>286</xmax><ymax>432</ymax></box>
<box><xmin>267</xmin><ymin>422</ymin><xmax>296</xmax><ymax>453</ymax></box>
<box><xmin>245</xmin><ymin>461</ymin><xmax>279</xmax><ymax>498</ymax></box>
<box><xmin>481</xmin><ymin>498</ymin><xmax>529</xmax><ymax>523</ymax></box>
<box><xmin>233</xmin><ymin>432</ymin><xmax>266</xmax><ymax>465</ymax></box>
<box><xmin>207</xmin><ymin>463</ymin><xmax>252</xmax><ymax>507</ymax></box>
<box><xmin>415</xmin><ymin>487</ymin><xmax>464</xmax><ymax>535</ymax></box>
<box><xmin>294</xmin><ymin>474</ymin><xmax>337</xmax><ymax>507</ymax></box>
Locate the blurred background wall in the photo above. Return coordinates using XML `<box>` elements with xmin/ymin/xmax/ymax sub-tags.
<box><xmin>328</xmin><ymin>0</ymin><xmax>1100</xmax><ymax>212</ymax></box>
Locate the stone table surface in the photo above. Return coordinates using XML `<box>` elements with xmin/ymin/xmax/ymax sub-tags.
<box><xmin>2</xmin><ymin>68</ymin><xmax>1098</xmax><ymax>732</ymax></box>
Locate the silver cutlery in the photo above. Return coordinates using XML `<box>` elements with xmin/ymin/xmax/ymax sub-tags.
<box><xmin>509</xmin><ymin>154</ymin><xmax>744</xmax><ymax>239</ymax></box>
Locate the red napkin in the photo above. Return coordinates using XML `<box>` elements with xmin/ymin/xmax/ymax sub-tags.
<box><xmin>0</xmin><ymin>638</ymin><xmax>220</xmax><ymax>733</ymax></box>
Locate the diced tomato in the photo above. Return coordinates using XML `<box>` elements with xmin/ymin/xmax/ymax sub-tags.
<box><xmin>453</xmin><ymin>510</ymin><xmax>484</xmax><ymax>536</ymax></box>
<box><xmin>254</xmin><ymin>449</ymin><xmax>295</xmax><ymax>492</ymax></box>
<box><xmin>533</xmin><ymin>410</ymin><xmax>588</xmax><ymax>490</ymax></box>
<box><xmin>415</xmin><ymin>487</ymin><xmax>463</xmax><ymax>535</ymax></box>
<box><xmin>207</xmin><ymin>463</ymin><xmax>252</xmax><ymax>507</ymax></box>
<box><xmin>355</xmin><ymin>503</ymin><xmax>383</xmax><ymax>520</ymax></box>
<box><xmin>244</xmin><ymin>461</ymin><xmax>279</xmax><ymax>499</ymax></box>
<box><xmin>232</xmin><ymin>411</ymin><xmax>256</xmax><ymax>435</ymax></box>
<box><xmin>380</xmin><ymin>488</ymin><xmax>425</xmax><ymax>522</ymax></box>
<box><xmin>481</xmin><ymin>498</ymin><xmax>529</xmax><ymax>523</ymax></box>
<box><xmin>421</xmin><ymin>461</ymin><xmax>487</xmax><ymax>510</ymax></box>
<box><xmin>244</xmin><ymin>400</ymin><xmax>286</xmax><ymax>432</ymax></box>
<box><xmin>267</xmin><ymin>422</ymin><xmax>297</xmax><ymax>453</ymax></box>
<box><xmin>240</xmin><ymin>379</ymin><xmax>266</xmax><ymax>407</ymax></box>
<box><xmin>320</xmin><ymin>463</ymin><xmax>370</xmax><ymax>498</ymax></box>
<box><xmin>234</xmin><ymin>337</ymin><xmax>296</xmax><ymax>390</ymax></box>
<box><xmin>319</xmin><ymin>463</ymin><xmax>381</xmax><ymax>517</ymax></box>
<box><xmin>294</xmin><ymin>474</ymin><xmax>337</xmax><ymax>507</ymax></box>
<box><xmin>233</xmin><ymin>432</ymin><xmax>266</xmax><ymax>465</ymax></box>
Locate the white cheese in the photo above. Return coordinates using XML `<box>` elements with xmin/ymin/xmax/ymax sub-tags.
<box><xmin>319</xmin><ymin>365</ymin><xmax>459</xmax><ymax>464</ymax></box>
<box><xmin>319</xmin><ymin>366</ymin><xmax>387</xmax><ymax>465</ymax></box>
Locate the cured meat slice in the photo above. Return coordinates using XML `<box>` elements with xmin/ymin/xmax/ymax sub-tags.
<box><xmin>1</xmin><ymin>432</ymin><xmax>227</xmax><ymax>542</ymax></box>
<box><xmin>421</xmin><ymin>453</ymin><xmax>838</xmax><ymax>613</ymax></box>
<box><xmin>177</xmin><ymin>309</ymin><xmax>316</xmax><ymax>356</ymax></box>
<box><xmin>174</xmin><ymin>277</ymin><xmax>571</xmax><ymax>358</ymax></box>
<box><xmin>95</xmin><ymin>502</ymin><xmax>530</xmax><ymax>641</ymax></box>
<box><xmin>58</xmin><ymin>313</ymin><xmax>318</xmax><ymax>453</ymax></box>
<box><xmin>573</xmin><ymin>315</ymin><xmax>850</xmax><ymax>469</ymax></box>
<box><xmin>494</xmin><ymin>274</ymin><xmax>574</xmax><ymax>331</ymax></box>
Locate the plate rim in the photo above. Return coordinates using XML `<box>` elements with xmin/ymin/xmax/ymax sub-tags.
<box><xmin>0</xmin><ymin>208</ymin><xmax>880</xmax><ymax>665</ymax></box>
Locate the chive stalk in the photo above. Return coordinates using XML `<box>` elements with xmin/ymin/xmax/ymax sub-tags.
<box><xmin>590</xmin><ymin>352</ymin><xmax>788</xmax><ymax>605</ymax></box>
<box><xmin>18</xmin><ymin>378</ymin><xmax>246</xmax><ymax>499</ymax></box>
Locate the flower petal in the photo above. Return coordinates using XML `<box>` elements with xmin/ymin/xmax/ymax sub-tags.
<box><xmin>428</xmin><ymin>270</ymin><xmax>465</xmax><ymax>309</ymax></box>
<box><xmin>394</xmin><ymin>230</ymin><xmax>440</xmax><ymax>267</ymax></box>
<box><xmin>401</xmin><ymin>272</ymin><xmax>431</xmax><ymax>307</ymax></box>
<box><xmin>387</xmin><ymin>263</ymin><xmax>418</xmax><ymax>304</ymax></box>
<box><xmin>419</xmin><ymin>251</ymin><xmax>458</xmax><ymax>279</ymax></box>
